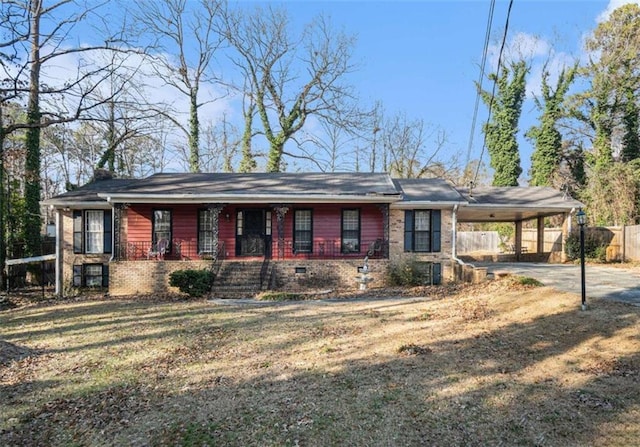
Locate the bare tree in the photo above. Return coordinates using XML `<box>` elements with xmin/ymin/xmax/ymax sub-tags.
<box><xmin>222</xmin><ymin>5</ymin><xmax>358</xmax><ymax>172</ymax></box>
<box><xmin>381</xmin><ymin>113</ymin><xmax>450</xmax><ymax>179</ymax></box>
<box><xmin>0</xmin><ymin>0</ymin><xmax>134</xmax><ymax>284</ymax></box>
<box><xmin>132</xmin><ymin>0</ymin><xmax>225</xmax><ymax>173</ymax></box>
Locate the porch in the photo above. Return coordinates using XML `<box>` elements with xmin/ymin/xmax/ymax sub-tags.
<box><xmin>116</xmin><ymin>238</ymin><xmax>389</xmax><ymax>261</ymax></box>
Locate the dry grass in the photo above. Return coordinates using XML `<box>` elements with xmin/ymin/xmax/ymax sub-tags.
<box><xmin>1</xmin><ymin>278</ymin><xmax>639</xmax><ymax>446</ymax></box>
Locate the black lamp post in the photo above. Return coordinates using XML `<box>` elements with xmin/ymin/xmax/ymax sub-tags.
<box><xmin>576</xmin><ymin>208</ymin><xmax>587</xmax><ymax>311</ymax></box>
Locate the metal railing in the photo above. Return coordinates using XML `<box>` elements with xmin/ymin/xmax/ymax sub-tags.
<box><xmin>273</xmin><ymin>239</ymin><xmax>387</xmax><ymax>260</ymax></box>
<box><xmin>117</xmin><ymin>238</ymin><xmax>388</xmax><ymax>261</ymax></box>
<box><xmin>118</xmin><ymin>239</ymin><xmax>210</xmax><ymax>261</ymax></box>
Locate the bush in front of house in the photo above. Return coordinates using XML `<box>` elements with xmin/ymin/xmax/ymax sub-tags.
<box><xmin>169</xmin><ymin>269</ymin><xmax>214</xmax><ymax>297</ymax></box>
<box><xmin>388</xmin><ymin>256</ymin><xmax>430</xmax><ymax>287</ymax></box>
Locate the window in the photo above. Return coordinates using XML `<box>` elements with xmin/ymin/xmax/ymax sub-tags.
<box><xmin>294</xmin><ymin>209</ymin><xmax>313</xmax><ymax>253</ymax></box>
<box><xmin>73</xmin><ymin>210</ymin><xmax>112</xmax><ymax>254</ymax></box>
<box><xmin>404</xmin><ymin>210</ymin><xmax>441</xmax><ymax>253</ymax></box>
<box><xmin>152</xmin><ymin>209</ymin><xmax>172</xmax><ymax>252</ymax></box>
<box><xmin>198</xmin><ymin>209</ymin><xmax>215</xmax><ymax>254</ymax></box>
<box><xmin>341</xmin><ymin>209</ymin><xmax>360</xmax><ymax>253</ymax></box>
<box><xmin>73</xmin><ymin>263</ymin><xmax>109</xmax><ymax>288</ymax></box>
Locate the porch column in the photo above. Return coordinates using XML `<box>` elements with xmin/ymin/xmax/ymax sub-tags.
<box><xmin>113</xmin><ymin>203</ymin><xmax>127</xmax><ymax>260</ymax></box>
<box><xmin>272</xmin><ymin>205</ymin><xmax>289</xmax><ymax>260</ymax></box>
<box><xmin>376</xmin><ymin>203</ymin><xmax>390</xmax><ymax>257</ymax></box>
<box><xmin>515</xmin><ymin>220</ymin><xmax>523</xmax><ymax>260</ymax></box>
<box><xmin>537</xmin><ymin>216</ymin><xmax>545</xmax><ymax>254</ymax></box>
<box><xmin>207</xmin><ymin>204</ymin><xmax>225</xmax><ymax>260</ymax></box>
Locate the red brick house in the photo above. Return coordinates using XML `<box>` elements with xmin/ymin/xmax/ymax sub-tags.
<box><xmin>42</xmin><ymin>172</ymin><xmax>581</xmax><ymax>296</ymax></box>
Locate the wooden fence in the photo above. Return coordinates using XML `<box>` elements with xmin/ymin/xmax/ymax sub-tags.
<box><xmin>459</xmin><ymin>224</ymin><xmax>640</xmax><ymax>261</ymax></box>
<box><xmin>457</xmin><ymin>231</ymin><xmax>500</xmax><ymax>253</ymax></box>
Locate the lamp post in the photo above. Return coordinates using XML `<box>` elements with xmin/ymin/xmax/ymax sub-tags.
<box><xmin>576</xmin><ymin>209</ymin><xmax>587</xmax><ymax>311</ymax></box>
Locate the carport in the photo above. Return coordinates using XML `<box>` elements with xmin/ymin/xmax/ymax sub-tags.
<box><xmin>453</xmin><ymin>186</ymin><xmax>584</xmax><ymax>263</ymax></box>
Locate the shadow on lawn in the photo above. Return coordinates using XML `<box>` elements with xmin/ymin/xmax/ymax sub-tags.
<box><xmin>1</xmin><ymin>296</ymin><xmax>639</xmax><ymax>446</ymax></box>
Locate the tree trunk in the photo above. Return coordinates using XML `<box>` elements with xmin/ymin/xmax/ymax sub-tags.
<box><xmin>189</xmin><ymin>87</ymin><xmax>200</xmax><ymax>173</ymax></box>
<box><xmin>24</xmin><ymin>0</ymin><xmax>43</xmax><ymax>256</ymax></box>
<box><xmin>0</xmin><ymin>126</ymin><xmax>6</xmax><ymax>290</ymax></box>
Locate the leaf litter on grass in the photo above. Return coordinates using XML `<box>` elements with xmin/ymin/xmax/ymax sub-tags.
<box><xmin>1</xmin><ymin>276</ymin><xmax>639</xmax><ymax>446</ymax></box>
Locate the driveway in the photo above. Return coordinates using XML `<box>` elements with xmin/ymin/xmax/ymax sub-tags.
<box><xmin>476</xmin><ymin>262</ymin><xmax>640</xmax><ymax>306</ymax></box>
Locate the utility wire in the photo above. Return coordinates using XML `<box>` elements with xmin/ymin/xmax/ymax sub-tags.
<box><xmin>464</xmin><ymin>0</ymin><xmax>495</xmax><ymax>179</ymax></box>
<box><xmin>472</xmin><ymin>0</ymin><xmax>515</xmax><ymax>191</ymax></box>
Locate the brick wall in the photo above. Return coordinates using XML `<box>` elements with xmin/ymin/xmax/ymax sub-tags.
<box><xmin>59</xmin><ymin>210</ymin><xmax>112</xmax><ymax>295</ymax></box>
<box><xmin>388</xmin><ymin>207</ymin><xmax>454</xmax><ymax>282</ymax></box>
<box><xmin>109</xmin><ymin>260</ymin><xmax>212</xmax><ymax>296</ymax></box>
<box><xmin>272</xmin><ymin>259</ymin><xmax>389</xmax><ymax>291</ymax></box>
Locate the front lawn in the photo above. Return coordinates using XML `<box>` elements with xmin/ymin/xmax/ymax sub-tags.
<box><xmin>1</xmin><ymin>279</ymin><xmax>639</xmax><ymax>446</ymax></box>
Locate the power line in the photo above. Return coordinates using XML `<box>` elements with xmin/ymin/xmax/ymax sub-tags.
<box><xmin>471</xmin><ymin>0</ymin><xmax>515</xmax><ymax>191</ymax></box>
<box><xmin>464</xmin><ymin>0</ymin><xmax>495</xmax><ymax>176</ymax></box>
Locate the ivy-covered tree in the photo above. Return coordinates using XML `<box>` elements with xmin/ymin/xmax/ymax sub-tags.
<box><xmin>526</xmin><ymin>64</ymin><xmax>577</xmax><ymax>186</ymax></box>
<box><xmin>480</xmin><ymin>60</ymin><xmax>529</xmax><ymax>186</ymax></box>
<box><xmin>581</xmin><ymin>3</ymin><xmax>640</xmax><ymax>167</ymax></box>
<box><xmin>621</xmin><ymin>85</ymin><xmax>640</xmax><ymax>162</ymax></box>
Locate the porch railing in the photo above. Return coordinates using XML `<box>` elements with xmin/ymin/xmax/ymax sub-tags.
<box><xmin>117</xmin><ymin>238</ymin><xmax>388</xmax><ymax>261</ymax></box>
<box><xmin>273</xmin><ymin>239</ymin><xmax>388</xmax><ymax>260</ymax></box>
<box><xmin>117</xmin><ymin>239</ymin><xmax>218</xmax><ymax>261</ymax></box>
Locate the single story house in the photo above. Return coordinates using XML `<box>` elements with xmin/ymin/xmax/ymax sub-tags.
<box><xmin>42</xmin><ymin>172</ymin><xmax>583</xmax><ymax>296</ymax></box>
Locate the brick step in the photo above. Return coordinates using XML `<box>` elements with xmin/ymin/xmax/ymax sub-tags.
<box><xmin>212</xmin><ymin>261</ymin><xmax>267</xmax><ymax>291</ymax></box>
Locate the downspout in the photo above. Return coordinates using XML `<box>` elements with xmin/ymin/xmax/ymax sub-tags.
<box><xmin>106</xmin><ymin>197</ymin><xmax>115</xmax><ymax>262</ymax></box>
<box><xmin>451</xmin><ymin>204</ymin><xmax>473</xmax><ymax>282</ymax></box>
<box><xmin>451</xmin><ymin>204</ymin><xmax>468</xmax><ymax>266</ymax></box>
<box><xmin>55</xmin><ymin>208</ymin><xmax>62</xmax><ymax>296</ymax></box>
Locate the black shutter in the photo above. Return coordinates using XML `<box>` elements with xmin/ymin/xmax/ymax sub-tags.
<box><xmin>73</xmin><ymin>211</ymin><xmax>83</xmax><ymax>253</ymax></box>
<box><xmin>404</xmin><ymin>210</ymin><xmax>414</xmax><ymax>252</ymax></box>
<box><xmin>432</xmin><ymin>263</ymin><xmax>442</xmax><ymax>285</ymax></box>
<box><xmin>102</xmin><ymin>264</ymin><xmax>109</xmax><ymax>288</ymax></box>
<box><xmin>431</xmin><ymin>210</ymin><xmax>441</xmax><ymax>252</ymax></box>
<box><xmin>103</xmin><ymin>210</ymin><xmax>112</xmax><ymax>254</ymax></box>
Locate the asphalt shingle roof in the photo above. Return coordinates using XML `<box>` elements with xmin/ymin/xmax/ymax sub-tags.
<box><xmin>116</xmin><ymin>172</ymin><xmax>399</xmax><ymax>196</ymax></box>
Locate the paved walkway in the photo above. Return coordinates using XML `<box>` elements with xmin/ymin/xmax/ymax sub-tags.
<box><xmin>476</xmin><ymin>262</ymin><xmax>640</xmax><ymax>306</ymax></box>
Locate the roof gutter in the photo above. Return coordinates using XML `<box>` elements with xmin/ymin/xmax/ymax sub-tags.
<box><xmin>98</xmin><ymin>193</ymin><xmax>402</xmax><ymax>204</ymax></box>
<box><xmin>391</xmin><ymin>200</ymin><xmax>467</xmax><ymax>209</ymax></box>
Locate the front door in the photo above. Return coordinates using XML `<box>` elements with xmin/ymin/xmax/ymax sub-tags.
<box><xmin>237</xmin><ymin>209</ymin><xmax>267</xmax><ymax>256</ymax></box>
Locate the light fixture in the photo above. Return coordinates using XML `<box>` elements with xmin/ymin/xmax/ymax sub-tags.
<box><xmin>225</xmin><ymin>213</ymin><xmax>230</xmax><ymax>222</ymax></box>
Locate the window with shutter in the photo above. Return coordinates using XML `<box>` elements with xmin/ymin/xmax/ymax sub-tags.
<box><xmin>404</xmin><ymin>209</ymin><xmax>441</xmax><ymax>253</ymax></box>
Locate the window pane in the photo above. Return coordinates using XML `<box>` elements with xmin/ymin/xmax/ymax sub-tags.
<box><xmin>198</xmin><ymin>209</ymin><xmax>214</xmax><ymax>253</ymax></box>
<box><xmin>342</xmin><ymin>209</ymin><xmax>360</xmax><ymax>252</ymax></box>
<box><xmin>342</xmin><ymin>210</ymin><xmax>359</xmax><ymax>230</ymax></box>
<box><xmin>295</xmin><ymin>210</ymin><xmax>311</xmax><ymax>231</ymax></box>
<box><xmin>84</xmin><ymin>264</ymin><xmax>103</xmax><ymax>287</ymax></box>
<box><xmin>414</xmin><ymin>232</ymin><xmax>430</xmax><ymax>252</ymax></box>
<box><xmin>415</xmin><ymin>211</ymin><xmax>430</xmax><ymax>231</ymax></box>
<box><xmin>294</xmin><ymin>210</ymin><xmax>312</xmax><ymax>252</ymax></box>
<box><xmin>153</xmin><ymin>210</ymin><xmax>171</xmax><ymax>243</ymax></box>
<box><xmin>85</xmin><ymin>210</ymin><xmax>104</xmax><ymax>253</ymax></box>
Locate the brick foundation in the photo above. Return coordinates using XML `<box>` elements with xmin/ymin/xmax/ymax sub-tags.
<box><xmin>271</xmin><ymin>259</ymin><xmax>389</xmax><ymax>291</ymax></box>
<box><xmin>109</xmin><ymin>260</ymin><xmax>212</xmax><ymax>296</ymax></box>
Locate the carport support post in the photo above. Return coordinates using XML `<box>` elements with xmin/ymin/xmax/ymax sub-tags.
<box><xmin>537</xmin><ymin>217</ymin><xmax>545</xmax><ymax>254</ymax></box>
<box><xmin>515</xmin><ymin>220</ymin><xmax>523</xmax><ymax>260</ymax></box>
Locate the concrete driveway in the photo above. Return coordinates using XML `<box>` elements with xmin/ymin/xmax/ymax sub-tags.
<box><xmin>476</xmin><ymin>262</ymin><xmax>640</xmax><ymax>306</ymax></box>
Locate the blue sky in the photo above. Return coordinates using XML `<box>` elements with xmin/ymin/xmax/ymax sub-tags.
<box><xmin>270</xmin><ymin>0</ymin><xmax>632</xmax><ymax>180</ymax></box>
<box><xmin>38</xmin><ymin>0</ymin><xmax>635</xmax><ymax>179</ymax></box>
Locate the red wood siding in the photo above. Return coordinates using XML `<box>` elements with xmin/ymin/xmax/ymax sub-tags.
<box><xmin>124</xmin><ymin>203</ymin><xmax>386</xmax><ymax>260</ymax></box>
